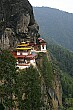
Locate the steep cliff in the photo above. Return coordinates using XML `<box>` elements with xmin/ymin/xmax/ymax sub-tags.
<box><xmin>0</xmin><ymin>0</ymin><xmax>39</xmax><ymax>49</ymax></box>
<box><xmin>0</xmin><ymin>50</ymin><xmax>62</xmax><ymax>110</ymax></box>
<box><xmin>0</xmin><ymin>1</ymin><xmax>62</xmax><ymax>109</ymax></box>
<box><xmin>36</xmin><ymin>52</ymin><xmax>62</xmax><ymax>110</ymax></box>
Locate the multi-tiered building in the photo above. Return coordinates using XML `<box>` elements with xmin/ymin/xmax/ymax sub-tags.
<box><xmin>12</xmin><ymin>37</ymin><xmax>46</xmax><ymax>69</ymax></box>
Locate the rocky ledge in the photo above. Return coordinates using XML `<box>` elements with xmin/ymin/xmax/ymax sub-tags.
<box><xmin>0</xmin><ymin>0</ymin><xmax>39</xmax><ymax>49</ymax></box>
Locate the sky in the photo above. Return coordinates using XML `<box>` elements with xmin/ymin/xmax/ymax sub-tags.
<box><xmin>28</xmin><ymin>0</ymin><xmax>73</xmax><ymax>13</ymax></box>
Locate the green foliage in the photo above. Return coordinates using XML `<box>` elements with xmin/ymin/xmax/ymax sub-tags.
<box><xmin>16</xmin><ymin>67</ymin><xmax>41</xmax><ymax>110</ymax></box>
<box><xmin>0</xmin><ymin>50</ymin><xmax>41</xmax><ymax>109</ymax></box>
<box><xmin>60</xmin><ymin>72</ymin><xmax>73</xmax><ymax>99</ymax></box>
<box><xmin>0</xmin><ymin>50</ymin><xmax>16</xmax><ymax>109</ymax></box>
<box><xmin>47</xmin><ymin>43</ymin><xmax>73</xmax><ymax>109</ymax></box>
<box><xmin>42</xmin><ymin>55</ymin><xmax>53</xmax><ymax>87</ymax></box>
<box><xmin>48</xmin><ymin>44</ymin><xmax>73</xmax><ymax>76</ymax></box>
<box><xmin>60</xmin><ymin>72</ymin><xmax>73</xmax><ymax>110</ymax></box>
<box><xmin>66</xmin><ymin>107</ymin><xmax>73</xmax><ymax>110</ymax></box>
<box><xmin>37</xmin><ymin>53</ymin><xmax>53</xmax><ymax>87</ymax></box>
<box><xmin>65</xmin><ymin>98</ymin><xmax>73</xmax><ymax>107</ymax></box>
<box><xmin>0</xmin><ymin>50</ymin><xmax>16</xmax><ymax>80</ymax></box>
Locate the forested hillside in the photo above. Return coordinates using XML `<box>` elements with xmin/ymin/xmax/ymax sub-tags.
<box><xmin>33</xmin><ymin>7</ymin><xmax>73</xmax><ymax>51</ymax></box>
<box><xmin>0</xmin><ymin>50</ymin><xmax>62</xmax><ymax>110</ymax></box>
<box><xmin>47</xmin><ymin>42</ymin><xmax>73</xmax><ymax>110</ymax></box>
<box><xmin>0</xmin><ymin>43</ymin><xmax>73</xmax><ymax>110</ymax></box>
<box><xmin>0</xmin><ymin>1</ymin><xmax>73</xmax><ymax>110</ymax></box>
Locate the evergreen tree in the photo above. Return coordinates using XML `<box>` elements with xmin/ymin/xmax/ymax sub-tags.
<box><xmin>15</xmin><ymin>67</ymin><xmax>41</xmax><ymax>110</ymax></box>
<box><xmin>0</xmin><ymin>50</ymin><xmax>16</xmax><ymax>110</ymax></box>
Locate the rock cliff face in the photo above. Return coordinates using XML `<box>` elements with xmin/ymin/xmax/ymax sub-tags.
<box><xmin>0</xmin><ymin>1</ymin><xmax>62</xmax><ymax>109</ymax></box>
<box><xmin>36</xmin><ymin>53</ymin><xmax>62</xmax><ymax>110</ymax></box>
<box><xmin>0</xmin><ymin>0</ymin><xmax>39</xmax><ymax>49</ymax></box>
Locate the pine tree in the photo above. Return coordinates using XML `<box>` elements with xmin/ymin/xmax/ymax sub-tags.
<box><xmin>0</xmin><ymin>50</ymin><xmax>16</xmax><ymax>110</ymax></box>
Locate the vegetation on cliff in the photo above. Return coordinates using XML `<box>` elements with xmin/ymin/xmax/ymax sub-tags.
<box><xmin>47</xmin><ymin>43</ymin><xmax>73</xmax><ymax>110</ymax></box>
<box><xmin>36</xmin><ymin>52</ymin><xmax>53</xmax><ymax>87</ymax></box>
<box><xmin>0</xmin><ymin>50</ymin><xmax>41</xmax><ymax>109</ymax></box>
<box><xmin>0</xmin><ymin>50</ymin><xmax>60</xmax><ymax>109</ymax></box>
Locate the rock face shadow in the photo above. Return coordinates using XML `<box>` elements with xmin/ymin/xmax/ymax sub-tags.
<box><xmin>0</xmin><ymin>0</ymin><xmax>39</xmax><ymax>49</ymax></box>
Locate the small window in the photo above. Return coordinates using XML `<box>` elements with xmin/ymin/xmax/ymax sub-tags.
<box><xmin>42</xmin><ymin>45</ymin><xmax>44</xmax><ymax>49</ymax></box>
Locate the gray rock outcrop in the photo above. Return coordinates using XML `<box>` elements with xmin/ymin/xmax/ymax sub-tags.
<box><xmin>0</xmin><ymin>0</ymin><xmax>39</xmax><ymax>49</ymax></box>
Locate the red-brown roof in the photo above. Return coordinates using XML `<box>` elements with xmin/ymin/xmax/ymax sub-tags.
<box><xmin>39</xmin><ymin>40</ymin><xmax>46</xmax><ymax>43</ymax></box>
<box><xmin>38</xmin><ymin>38</ymin><xmax>43</xmax><ymax>41</ymax></box>
<box><xmin>26</xmin><ymin>54</ymin><xmax>36</xmax><ymax>58</ymax></box>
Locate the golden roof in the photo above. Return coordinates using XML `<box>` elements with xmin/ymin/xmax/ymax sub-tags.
<box><xmin>17</xmin><ymin>44</ymin><xmax>29</xmax><ymax>47</ymax></box>
<box><xmin>17</xmin><ymin>42</ymin><xmax>29</xmax><ymax>47</ymax></box>
<box><xmin>16</xmin><ymin>47</ymin><xmax>31</xmax><ymax>50</ymax></box>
